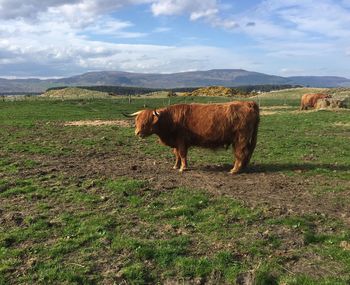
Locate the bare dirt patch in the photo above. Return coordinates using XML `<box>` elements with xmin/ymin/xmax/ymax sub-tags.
<box><xmin>15</xmin><ymin>149</ymin><xmax>350</xmax><ymax>227</ymax></box>
<box><xmin>261</xmin><ymin>108</ymin><xmax>350</xmax><ymax>116</ymax></box>
<box><xmin>260</xmin><ymin>111</ymin><xmax>278</xmax><ymax>116</ymax></box>
<box><xmin>255</xmin><ymin>106</ymin><xmax>293</xmax><ymax>116</ymax></box>
<box><xmin>63</xmin><ymin>120</ymin><xmax>131</xmax><ymax>127</ymax></box>
<box><xmin>3</xmin><ymin>147</ymin><xmax>350</xmax><ymax>283</ymax></box>
<box><xmin>261</xmin><ymin>106</ymin><xmax>293</xmax><ymax>110</ymax></box>
<box><xmin>333</xmin><ymin>122</ymin><xmax>350</xmax><ymax>128</ymax></box>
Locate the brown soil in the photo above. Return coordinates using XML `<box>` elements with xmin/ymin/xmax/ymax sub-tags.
<box><xmin>63</xmin><ymin>120</ymin><xmax>131</xmax><ymax>127</ymax></box>
<box><xmin>334</xmin><ymin>122</ymin><xmax>350</xmax><ymax>128</ymax></box>
<box><xmin>260</xmin><ymin>106</ymin><xmax>292</xmax><ymax>110</ymax></box>
<box><xmin>2</xmin><ymin>141</ymin><xmax>350</xmax><ymax>282</ymax></box>
<box><xmin>15</xmin><ymin>148</ymin><xmax>350</xmax><ymax>227</ymax></box>
<box><xmin>260</xmin><ymin>111</ymin><xmax>278</xmax><ymax>116</ymax></box>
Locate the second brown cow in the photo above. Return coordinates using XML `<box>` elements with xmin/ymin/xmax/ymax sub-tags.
<box><xmin>300</xmin><ymin>93</ymin><xmax>331</xmax><ymax>110</ymax></box>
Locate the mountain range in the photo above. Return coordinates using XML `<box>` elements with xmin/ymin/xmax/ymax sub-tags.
<box><xmin>1</xmin><ymin>69</ymin><xmax>350</xmax><ymax>93</ymax></box>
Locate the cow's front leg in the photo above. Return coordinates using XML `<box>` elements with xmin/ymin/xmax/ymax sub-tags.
<box><xmin>173</xmin><ymin>148</ymin><xmax>181</xmax><ymax>169</ymax></box>
<box><xmin>230</xmin><ymin>135</ymin><xmax>250</xmax><ymax>174</ymax></box>
<box><xmin>178</xmin><ymin>145</ymin><xmax>188</xmax><ymax>172</ymax></box>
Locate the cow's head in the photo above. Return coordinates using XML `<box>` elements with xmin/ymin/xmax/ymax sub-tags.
<box><xmin>124</xmin><ymin>109</ymin><xmax>160</xmax><ymax>138</ymax></box>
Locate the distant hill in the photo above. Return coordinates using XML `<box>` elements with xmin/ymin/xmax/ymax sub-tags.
<box><xmin>287</xmin><ymin>76</ymin><xmax>350</xmax><ymax>88</ymax></box>
<box><xmin>1</xmin><ymin>69</ymin><xmax>350</xmax><ymax>93</ymax></box>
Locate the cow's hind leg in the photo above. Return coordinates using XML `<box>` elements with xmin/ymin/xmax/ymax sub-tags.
<box><xmin>178</xmin><ymin>145</ymin><xmax>188</xmax><ymax>172</ymax></box>
<box><xmin>230</xmin><ymin>136</ymin><xmax>251</xmax><ymax>174</ymax></box>
<box><xmin>173</xmin><ymin>148</ymin><xmax>181</xmax><ymax>169</ymax></box>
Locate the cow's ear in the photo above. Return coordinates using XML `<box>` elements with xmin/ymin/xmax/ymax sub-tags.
<box><xmin>153</xmin><ymin>110</ymin><xmax>160</xmax><ymax>117</ymax></box>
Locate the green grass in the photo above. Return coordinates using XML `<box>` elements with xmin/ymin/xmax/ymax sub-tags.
<box><xmin>1</xmin><ymin>176</ymin><xmax>349</xmax><ymax>284</ymax></box>
<box><xmin>253</xmin><ymin>110</ymin><xmax>350</xmax><ymax>178</ymax></box>
<box><xmin>257</xmin><ymin>87</ymin><xmax>325</xmax><ymax>100</ymax></box>
<box><xmin>0</xmin><ymin>94</ymin><xmax>349</xmax><ymax>284</ymax></box>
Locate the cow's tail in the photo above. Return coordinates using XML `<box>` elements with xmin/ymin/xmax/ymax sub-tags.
<box><xmin>246</xmin><ymin>102</ymin><xmax>260</xmax><ymax>163</ymax></box>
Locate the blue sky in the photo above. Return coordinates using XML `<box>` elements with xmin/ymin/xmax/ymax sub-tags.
<box><xmin>0</xmin><ymin>0</ymin><xmax>350</xmax><ymax>78</ymax></box>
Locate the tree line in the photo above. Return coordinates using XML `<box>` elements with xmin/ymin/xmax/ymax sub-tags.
<box><xmin>45</xmin><ymin>84</ymin><xmax>302</xmax><ymax>96</ymax></box>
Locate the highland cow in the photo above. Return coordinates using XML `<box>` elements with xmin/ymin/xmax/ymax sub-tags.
<box><xmin>300</xmin><ymin>93</ymin><xmax>331</xmax><ymax>110</ymax></box>
<box><xmin>125</xmin><ymin>102</ymin><xmax>260</xmax><ymax>174</ymax></box>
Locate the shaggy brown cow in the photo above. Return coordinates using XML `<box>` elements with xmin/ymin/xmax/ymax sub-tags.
<box><xmin>300</xmin><ymin>93</ymin><xmax>331</xmax><ymax>110</ymax></box>
<box><xmin>125</xmin><ymin>102</ymin><xmax>259</xmax><ymax>174</ymax></box>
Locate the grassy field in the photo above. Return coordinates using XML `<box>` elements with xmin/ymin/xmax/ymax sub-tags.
<box><xmin>0</xmin><ymin>92</ymin><xmax>349</xmax><ymax>284</ymax></box>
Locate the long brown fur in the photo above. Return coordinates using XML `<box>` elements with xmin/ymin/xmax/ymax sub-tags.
<box><xmin>133</xmin><ymin>101</ymin><xmax>260</xmax><ymax>174</ymax></box>
<box><xmin>300</xmin><ymin>93</ymin><xmax>331</xmax><ymax>110</ymax></box>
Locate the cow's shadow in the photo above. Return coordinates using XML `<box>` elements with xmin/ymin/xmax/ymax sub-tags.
<box><xmin>199</xmin><ymin>163</ymin><xmax>349</xmax><ymax>174</ymax></box>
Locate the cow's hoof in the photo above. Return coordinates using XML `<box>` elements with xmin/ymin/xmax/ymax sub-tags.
<box><xmin>173</xmin><ymin>165</ymin><xmax>180</xmax><ymax>170</ymax></box>
<box><xmin>179</xmin><ymin>168</ymin><xmax>188</xmax><ymax>173</ymax></box>
<box><xmin>229</xmin><ymin>169</ymin><xmax>241</xmax><ymax>174</ymax></box>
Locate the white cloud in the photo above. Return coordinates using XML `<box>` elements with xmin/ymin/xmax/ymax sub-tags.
<box><xmin>153</xmin><ymin>27</ymin><xmax>171</xmax><ymax>33</ymax></box>
<box><xmin>0</xmin><ymin>0</ymin><xmax>151</xmax><ymax>20</ymax></box>
<box><xmin>250</xmin><ymin>0</ymin><xmax>350</xmax><ymax>38</ymax></box>
<box><xmin>0</xmin><ymin>0</ymin><xmax>246</xmax><ymax>77</ymax></box>
<box><xmin>1</xmin><ymin>0</ymin><xmax>350</xmax><ymax>78</ymax></box>
<box><xmin>150</xmin><ymin>0</ymin><xmax>240</xmax><ymax>30</ymax></box>
<box><xmin>280</xmin><ymin>68</ymin><xmax>305</xmax><ymax>76</ymax></box>
<box><xmin>231</xmin><ymin>0</ymin><xmax>350</xmax><ymax>61</ymax></box>
<box><xmin>0</xmin><ymin>0</ymin><xmax>239</xmax><ymax>32</ymax></box>
<box><xmin>0</xmin><ymin>38</ymin><xmax>251</xmax><ymax>77</ymax></box>
<box><xmin>275</xmin><ymin>1</ymin><xmax>350</xmax><ymax>38</ymax></box>
<box><xmin>83</xmin><ymin>17</ymin><xmax>147</xmax><ymax>38</ymax></box>
<box><xmin>0</xmin><ymin>0</ymin><xmax>79</xmax><ymax>19</ymax></box>
<box><xmin>190</xmin><ymin>8</ymin><xmax>218</xmax><ymax>21</ymax></box>
<box><xmin>151</xmin><ymin>0</ymin><xmax>217</xmax><ymax>17</ymax></box>
<box><xmin>0</xmin><ymin>8</ymin><xmax>252</xmax><ymax>77</ymax></box>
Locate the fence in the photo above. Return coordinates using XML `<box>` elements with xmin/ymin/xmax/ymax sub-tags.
<box><xmin>0</xmin><ymin>93</ymin><xmax>307</xmax><ymax>108</ymax></box>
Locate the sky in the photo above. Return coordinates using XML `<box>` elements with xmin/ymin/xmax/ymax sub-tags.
<box><xmin>0</xmin><ymin>0</ymin><xmax>350</xmax><ymax>78</ymax></box>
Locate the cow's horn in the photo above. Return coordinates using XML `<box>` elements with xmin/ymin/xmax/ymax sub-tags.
<box><xmin>153</xmin><ymin>110</ymin><xmax>160</xmax><ymax>117</ymax></box>
<box><xmin>122</xmin><ymin>111</ymin><xmax>142</xmax><ymax>117</ymax></box>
